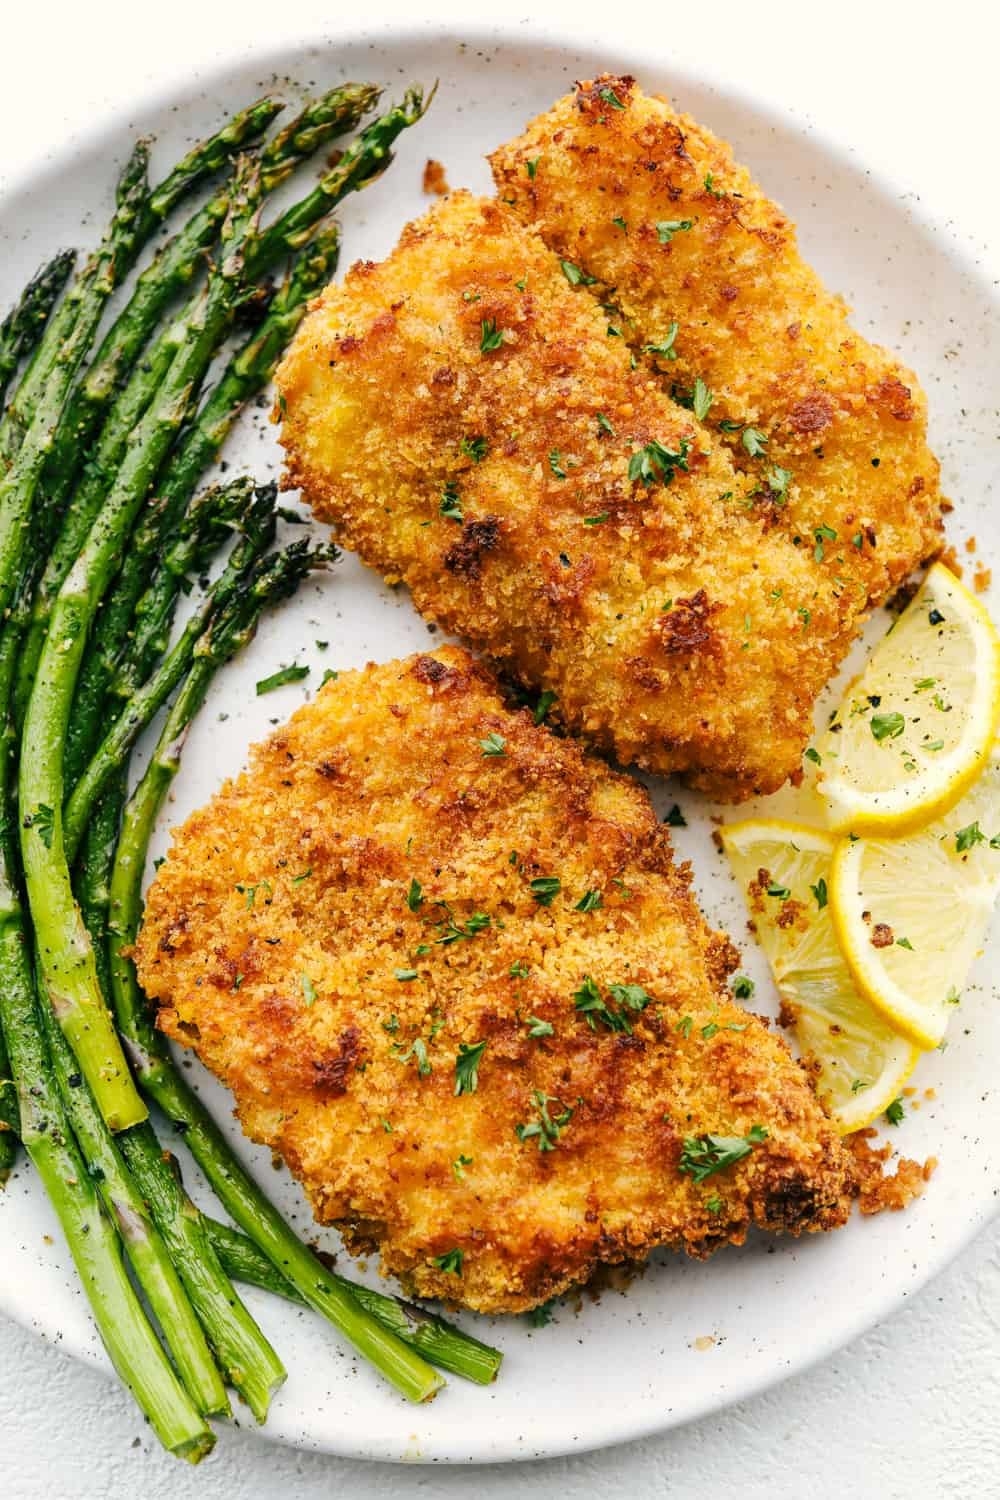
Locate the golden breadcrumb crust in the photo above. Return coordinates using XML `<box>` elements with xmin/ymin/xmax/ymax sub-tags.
<box><xmin>135</xmin><ymin>648</ymin><xmax>852</xmax><ymax>1314</ymax></box>
<box><xmin>275</xmin><ymin>191</ymin><xmax>896</xmax><ymax>799</ymax></box>
<box><xmin>490</xmin><ymin>74</ymin><xmax>944</xmax><ymax>610</ymax></box>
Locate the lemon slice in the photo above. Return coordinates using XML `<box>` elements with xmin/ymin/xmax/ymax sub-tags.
<box><xmin>818</xmin><ymin>563</ymin><xmax>1000</xmax><ymax>835</ymax></box>
<box><xmin>721</xmin><ymin>819</ymin><xmax>920</xmax><ymax>1132</ymax></box>
<box><xmin>830</xmin><ymin>745</ymin><xmax>1000</xmax><ymax>1049</ymax></box>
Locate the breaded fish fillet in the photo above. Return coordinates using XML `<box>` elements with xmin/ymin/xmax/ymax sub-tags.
<box><xmin>275</xmin><ymin>192</ymin><xmax>881</xmax><ymax>799</ymax></box>
<box><xmin>491</xmin><ymin>74</ymin><xmax>944</xmax><ymax>611</ymax></box>
<box><xmin>135</xmin><ymin>648</ymin><xmax>853</xmax><ymax>1315</ymax></box>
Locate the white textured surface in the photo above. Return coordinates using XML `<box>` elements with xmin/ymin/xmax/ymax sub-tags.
<box><xmin>2</xmin><ymin>0</ymin><xmax>998</xmax><ymax>1494</ymax></box>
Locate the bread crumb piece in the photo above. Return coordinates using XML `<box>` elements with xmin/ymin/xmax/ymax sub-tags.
<box><xmin>974</xmin><ymin>565</ymin><xmax>991</xmax><ymax>593</ymax></box>
<box><xmin>924</xmin><ymin>1087</ymin><xmax>937</xmax><ymax>1100</ymax></box>
<box><xmin>693</xmin><ymin>1334</ymin><xmax>716</xmax><ymax>1351</ymax></box>
<box><xmin>845</xmin><ymin>1127</ymin><xmax>936</xmax><ymax>1215</ymax></box>
<box><xmin>937</xmin><ymin>544</ymin><xmax>962</xmax><ymax>578</ymax></box>
<box><xmin>965</xmin><ymin>535</ymin><xmax>977</xmax><ymax>553</ymax></box>
<box><xmin>423</xmin><ymin>159</ymin><xmax>450</xmax><ymax>196</ymax></box>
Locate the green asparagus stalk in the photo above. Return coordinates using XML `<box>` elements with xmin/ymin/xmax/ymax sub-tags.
<box><xmin>105</xmin><ymin>550</ymin><xmax>444</xmax><ymax>1405</ymax></box>
<box><xmin>63</xmin><ymin>482</ymin><xmax>280</xmax><ymax>858</ymax></box>
<box><xmin>37</xmin><ymin>992</ymin><xmax>230</xmax><ymax>1418</ymax></box>
<box><xmin>203</xmin><ymin>1217</ymin><xmax>503</xmax><ymax>1386</ymax></box>
<box><xmin>0</xmin><ymin>144</ymin><xmax>150</xmax><ymax>615</ymax></box>
<box><xmin>0</xmin><ymin>625</ymin><xmax>213</xmax><ymax>1456</ymax></box>
<box><xmin>246</xmin><ymin>85</ymin><xmax>431</xmax><ymax>278</ymax></box>
<box><xmin>74</xmin><ymin>772</ymin><xmax>287</xmax><ymax>1424</ymax></box>
<box><xmin>19</xmin><ymin>165</ymin><xmax>264</xmax><ymax>1131</ymax></box>
<box><xmin>0</xmin><ymin>251</ymin><xmax>76</xmax><ymax>410</ymax></box>
<box><xmin>5</xmin><ymin>95</ymin><xmax>283</xmax><ymax>452</ymax></box>
<box><xmin>61</xmin><ymin>226</ymin><xmax>339</xmax><ymax>779</ymax></box>
<box><xmin>29</xmin><ymin>84</ymin><xmax>372</xmax><ymax>640</ymax></box>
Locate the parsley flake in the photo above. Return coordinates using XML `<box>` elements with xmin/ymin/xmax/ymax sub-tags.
<box><xmin>530</xmin><ymin>876</ymin><xmax>561</xmax><ymax>906</ymax></box>
<box><xmin>479</xmin><ymin>732</ymin><xmax>506</xmax><ymax>756</ymax></box>
<box><xmin>642</xmin><ymin>321</ymin><xmax>680</xmax><ymax>361</ymax></box>
<box><xmin>628</xmin><ymin>437</ymin><xmax>690</xmax><ymax>487</ymax></box>
<box><xmin>526</xmin><ymin>157</ymin><xmax>539</xmax><ymax>179</ymax></box>
<box><xmin>871</xmin><ymin>711</ymin><xmax>905</xmax><ymax>742</ymax></box>
<box><xmin>480</xmin><ymin>318</ymin><xmax>505</xmax><ymax>353</ymax></box>
<box><xmin>810</xmin><ymin>878</ymin><xmax>828</xmax><ymax>910</ymax></box>
<box><xmin>732</xmin><ymin>975</ymin><xmax>755</xmax><ymax>999</ymax></box>
<box><xmin>560</xmin><ymin>259</ymin><xmax>597</xmax><ymax>287</ymax></box>
<box><xmin>574</xmin><ymin>889</ymin><xmax>603</xmax><ymax>913</ymax></box>
<box><xmin>300</xmin><ymin>974</ymin><xmax>317</xmax><ymax>1007</ymax></box>
<box><xmin>526</xmin><ymin>1015</ymin><xmax>554</xmax><ymax>1038</ymax></box>
<box><xmin>256</xmin><ymin>664</ymin><xmax>309</xmax><ymax>695</ymax></box>
<box><xmin>598</xmin><ymin>85</ymin><xmax>626</xmax><ymax>109</ymax></box>
<box><xmin>678</xmin><ymin>1125</ymin><xmax>768</xmax><ymax>1184</ymax></box>
<box><xmin>460</xmin><ymin>435</ymin><xmax>489</xmax><ymax>464</ymax></box>
<box><xmin>884</xmin><ymin>1097</ymin><xmax>905</xmax><ymax>1126</ymax></box>
<box><xmin>956</xmin><ymin>821</ymin><xmax>986</xmax><ymax>853</ymax></box>
<box><xmin>440</xmin><ymin>481</ymin><xmax>463</xmax><ymax>522</ymax></box>
<box><xmin>533</xmin><ymin>689</ymin><xmax>557</xmax><ymax>725</ymax></box>
<box><xmin>433</xmin><ymin>1248</ymin><xmax>464</xmax><ymax>1275</ymax></box>
<box><xmin>656</xmin><ymin>219</ymin><xmax>693</xmax><ymax>244</ymax></box>
<box><xmin>692</xmin><ymin>378</ymin><xmax>713</xmax><ymax>422</ymax></box>
<box><xmin>407</xmin><ymin>878</ymin><xmax>423</xmax><ymax>912</ymax></box>
<box><xmin>455</xmin><ymin>1040</ymin><xmax>487</xmax><ymax>1096</ymax></box>
<box><xmin>515</xmin><ymin>1090</ymin><xmax>573</xmax><ymax>1151</ymax></box>
<box><xmin>741</xmin><ymin>427</ymin><xmax>768</xmax><ymax>458</ymax></box>
<box><xmin>549</xmin><ymin>450</ymin><xmax>570</xmax><ymax>479</ymax></box>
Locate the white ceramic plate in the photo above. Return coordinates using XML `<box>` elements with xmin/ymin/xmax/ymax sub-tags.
<box><xmin>1</xmin><ymin>25</ymin><xmax>998</xmax><ymax>1467</ymax></box>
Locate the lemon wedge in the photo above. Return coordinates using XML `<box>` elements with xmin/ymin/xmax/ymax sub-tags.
<box><xmin>829</xmin><ymin>745</ymin><xmax>1000</xmax><ymax>1049</ymax></box>
<box><xmin>721</xmin><ymin>819</ymin><xmax>920</xmax><ymax>1132</ymax></box>
<box><xmin>818</xmin><ymin>563</ymin><xmax>1000</xmax><ymax>835</ymax></box>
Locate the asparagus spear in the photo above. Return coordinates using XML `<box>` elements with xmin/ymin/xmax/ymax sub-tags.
<box><xmin>19</xmin><ymin>164</ymin><xmax>263</xmax><ymax>1131</ymax></box>
<box><xmin>29</xmin><ymin>84</ymin><xmax>373</xmax><ymax>655</ymax></box>
<box><xmin>37</xmin><ymin>992</ymin><xmax>230</xmax><ymax>1418</ymax></box>
<box><xmin>0</xmin><ymin>250</ymin><xmax>75</xmax><ymax>409</ymax></box>
<box><xmin>246</xmin><ymin>85</ymin><xmax>430</xmax><ymax>277</ymax></box>
<box><xmin>105</xmin><ymin>551</ymin><xmax>444</xmax><ymax>1405</ymax></box>
<box><xmin>62</xmin><ymin>226</ymin><xmax>339</xmax><ymax>783</ymax></box>
<box><xmin>0</xmin><ymin>628</ymin><xmax>213</xmax><ymax>1457</ymax></box>
<box><xmin>4</xmin><ymin>95</ymin><xmax>283</xmax><ymax>452</ymax></box>
<box><xmin>202</xmin><ymin>1217</ymin><xmax>503</xmax><ymax>1386</ymax></box>
<box><xmin>64</xmin><ymin>482</ymin><xmax>282</xmax><ymax>858</ymax></box>
<box><xmin>0</xmin><ymin>143</ymin><xmax>150</xmax><ymax>617</ymax></box>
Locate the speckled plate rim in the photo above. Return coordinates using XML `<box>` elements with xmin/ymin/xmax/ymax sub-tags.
<box><xmin>0</xmin><ymin>17</ymin><xmax>997</xmax><ymax>1465</ymax></box>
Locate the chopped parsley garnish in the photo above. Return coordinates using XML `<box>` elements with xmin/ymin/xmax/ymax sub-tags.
<box><xmin>804</xmin><ymin>747</ymin><xmax>822</xmax><ymax>765</ymax></box>
<box><xmin>692</xmin><ymin>378</ymin><xmax>713</xmax><ymax>422</ymax></box>
<box><xmin>526</xmin><ymin>1015</ymin><xmax>554</xmax><ymax>1038</ymax></box>
<box><xmin>884</xmin><ymin>1096</ymin><xmax>905</xmax><ymax>1126</ymax></box>
<box><xmin>665</xmin><ymin>803</ymin><xmax>687</xmax><ymax>827</ymax></box>
<box><xmin>529</xmin><ymin>1299</ymin><xmax>557</xmax><ymax>1326</ymax></box>
<box><xmin>642</xmin><ymin>321</ymin><xmax>679</xmax><ymax>361</ymax></box>
<box><xmin>533</xmin><ymin>689</ymin><xmax>557</xmax><ymax>725</ymax></box>
<box><xmin>701</xmin><ymin>1022</ymin><xmax>720</xmax><ymax>1040</ymax></box>
<box><xmin>732</xmin><ymin>975</ymin><xmax>755</xmax><ymax>999</ymax></box>
<box><xmin>479</xmin><ymin>732</ymin><xmax>506</xmax><ymax>756</ymax></box>
<box><xmin>509</xmin><ymin>959</ymin><xmax>530</xmax><ymax>979</ymax></box>
<box><xmin>395</xmin><ymin>1038</ymin><xmax>431</xmax><ymax>1077</ymax></box>
<box><xmin>573</xmin><ymin>975</ymin><xmax>650</xmax><ymax>1034</ymax></box>
<box><xmin>382</xmin><ymin>1014</ymin><xmax>400</xmax><ymax>1035</ymax></box>
<box><xmin>767</xmin><ymin>882</ymin><xmax>791</xmax><ymax>901</ymax></box>
<box><xmin>813</xmin><ymin>523</ymin><xmax>838</xmax><ymax>562</ymax></box>
<box><xmin>526</xmin><ymin>157</ymin><xmax>539</xmax><ymax>179</ymax></box>
<box><xmin>741</xmin><ymin>426</ymin><xmax>768</xmax><ymax>458</ymax></box>
<box><xmin>955</xmin><ymin>821</ymin><xmax>986</xmax><ymax>852</ymax></box>
<box><xmin>628</xmin><ymin>437</ymin><xmax>690</xmax><ymax>488</ymax></box>
<box><xmin>598</xmin><ymin>85</ymin><xmax>626</xmax><ymax>109</ymax></box>
<box><xmin>597</xmin><ymin>411</ymin><xmax>616</xmax><ymax>436</ymax></box>
<box><xmin>560</xmin><ymin>259</ymin><xmax>597</xmax><ymax>287</ymax></box>
<box><xmin>436</xmin><ymin>910</ymin><xmax>491</xmax><ymax>944</ymax></box>
<box><xmin>705</xmin><ymin>1195</ymin><xmax>723</xmax><ymax>1215</ymax></box>
<box><xmin>455</xmin><ymin>1039</ymin><xmax>488</xmax><ymax>1096</ymax></box>
<box><xmin>612</xmin><ymin>215</ymin><xmax>628</xmax><ymax>233</ymax></box>
<box><xmin>549</xmin><ymin>450</ymin><xmax>570</xmax><ymax>479</ymax></box>
<box><xmin>300</xmin><ymin>973</ymin><xmax>317</xmax><ymax>1007</ymax></box>
<box><xmin>460</xmin><ymin>435</ymin><xmax>489</xmax><ymax>463</ymax></box>
<box><xmin>584</xmin><ymin>513</ymin><xmax>609</xmax><ymax>526</ymax></box>
<box><xmin>656</xmin><ymin>219</ymin><xmax>693</xmax><ymax>244</ymax></box>
<box><xmin>897</xmin><ymin>936</ymin><xmax>914</xmax><ymax>950</ymax></box>
<box><xmin>810</xmin><ymin>878</ymin><xmax>828</xmax><ymax>910</ymax></box>
<box><xmin>530</xmin><ymin>875</ymin><xmax>561</xmax><ymax>906</ymax></box>
<box><xmin>291</xmin><ymin>867</ymin><xmax>312</xmax><ymax>885</ymax></box>
<box><xmin>574</xmin><ymin>888</ymin><xmax>603</xmax><ymax>912</ymax></box>
<box><xmin>395</xmin><ymin>968</ymin><xmax>419</xmax><ymax>982</ymax></box>
<box><xmin>236</xmin><ymin>878</ymin><xmax>273</xmax><ymax>910</ymax></box>
<box><xmin>480</xmin><ymin>318</ymin><xmax>505</xmax><ymax>353</ymax></box>
<box><xmin>914</xmin><ymin>677</ymin><xmax>937</xmax><ymax>691</ymax></box>
<box><xmin>256</xmin><ymin>663</ymin><xmax>309</xmax><ymax>695</ymax></box>
<box><xmin>703</xmin><ymin>173</ymin><xmax>726</xmax><ymax>198</ymax></box>
<box><xmin>678</xmin><ymin>1125</ymin><xmax>768</xmax><ymax>1184</ymax></box>
<box><xmin>871</xmin><ymin>711</ymin><xmax>905</xmax><ymax>742</ymax></box>
<box><xmin>440</xmin><ymin>482</ymin><xmax>464</xmax><ymax>522</ymax></box>
<box><xmin>432</xmin><ymin>1249</ymin><xmax>464</xmax><ymax>1275</ymax></box>
<box><xmin>407</xmin><ymin>878</ymin><xmax>424</xmax><ymax>912</ymax></box>
<box><xmin>515</xmin><ymin>1090</ymin><xmax>574</xmax><ymax>1151</ymax></box>
<box><xmin>452</xmin><ymin>1154</ymin><xmax>473</xmax><ymax>1180</ymax></box>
